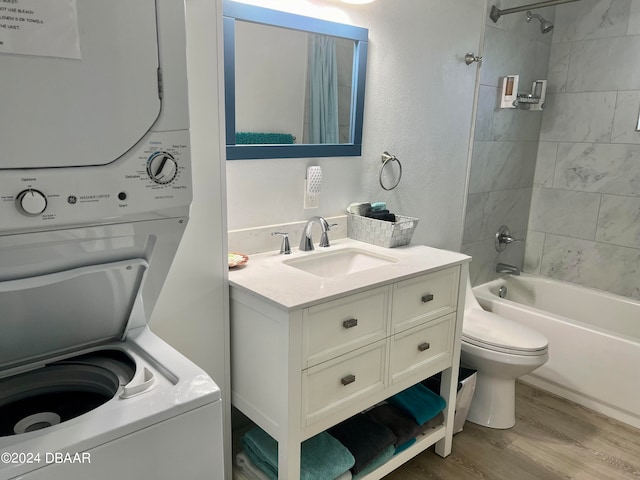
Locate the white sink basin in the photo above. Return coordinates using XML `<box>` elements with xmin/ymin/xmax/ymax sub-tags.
<box><xmin>284</xmin><ymin>248</ymin><xmax>398</xmax><ymax>278</ymax></box>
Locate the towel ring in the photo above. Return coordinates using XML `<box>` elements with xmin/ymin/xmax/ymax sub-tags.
<box><xmin>379</xmin><ymin>152</ymin><xmax>403</xmax><ymax>191</ymax></box>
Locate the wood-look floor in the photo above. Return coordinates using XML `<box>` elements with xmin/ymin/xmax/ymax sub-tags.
<box><xmin>384</xmin><ymin>382</ymin><xmax>640</xmax><ymax>480</ymax></box>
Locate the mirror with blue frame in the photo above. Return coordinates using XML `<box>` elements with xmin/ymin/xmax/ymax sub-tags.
<box><xmin>223</xmin><ymin>1</ymin><xmax>368</xmax><ymax>160</ymax></box>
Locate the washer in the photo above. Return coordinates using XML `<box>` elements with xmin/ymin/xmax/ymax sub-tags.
<box><xmin>0</xmin><ymin>1</ymin><xmax>224</xmax><ymax>479</ymax></box>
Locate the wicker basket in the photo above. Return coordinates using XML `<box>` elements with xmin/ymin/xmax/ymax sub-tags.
<box><xmin>347</xmin><ymin>213</ymin><xmax>419</xmax><ymax>248</ymax></box>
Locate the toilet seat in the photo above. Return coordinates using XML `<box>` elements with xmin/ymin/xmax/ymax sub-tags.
<box><xmin>463</xmin><ymin>309</ymin><xmax>548</xmax><ymax>356</ymax></box>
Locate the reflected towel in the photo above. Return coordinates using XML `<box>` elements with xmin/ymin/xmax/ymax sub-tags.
<box><xmin>388</xmin><ymin>383</ymin><xmax>446</xmax><ymax>426</ymax></box>
<box><xmin>236</xmin><ymin>132</ymin><xmax>295</xmax><ymax>144</ymax></box>
<box><xmin>328</xmin><ymin>414</ymin><xmax>397</xmax><ymax>475</ymax></box>
<box><xmin>242</xmin><ymin>427</ymin><xmax>355</xmax><ymax>480</ymax></box>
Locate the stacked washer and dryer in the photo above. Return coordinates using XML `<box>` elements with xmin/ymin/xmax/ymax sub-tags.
<box><xmin>0</xmin><ymin>1</ymin><xmax>224</xmax><ymax>479</ymax></box>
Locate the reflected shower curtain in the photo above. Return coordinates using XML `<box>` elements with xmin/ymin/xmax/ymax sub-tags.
<box><xmin>308</xmin><ymin>34</ymin><xmax>339</xmax><ymax>144</ymax></box>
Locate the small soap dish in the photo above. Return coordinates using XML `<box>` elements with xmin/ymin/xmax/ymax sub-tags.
<box><xmin>228</xmin><ymin>252</ymin><xmax>249</xmax><ymax>268</ymax></box>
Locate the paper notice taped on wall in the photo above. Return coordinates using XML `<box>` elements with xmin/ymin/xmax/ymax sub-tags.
<box><xmin>0</xmin><ymin>0</ymin><xmax>81</xmax><ymax>59</ymax></box>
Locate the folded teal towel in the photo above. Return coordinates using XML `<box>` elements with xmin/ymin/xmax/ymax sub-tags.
<box><xmin>242</xmin><ymin>427</ymin><xmax>355</xmax><ymax>480</ymax></box>
<box><xmin>236</xmin><ymin>132</ymin><xmax>295</xmax><ymax>144</ymax></box>
<box><xmin>351</xmin><ymin>445</ymin><xmax>395</xmax><ymax>480</ymax></box>
<box><xmin>242</xmin><ymin>430</ymin><xmax>277</xmax><ymax>480</ymax></box>
<box><xmin>370</xmin><ymin>202</ymin><xmax>387</xmax><ymax>212</ymax></box>
<box><xmin>388</xmin><ymin>383</ymin><xmax>446</xmax><ymax>426</ymax></box>
<box><xmin>394</xmin><ymin>438</ymin><xmax>416</xmax><ymax>455</ymax></box>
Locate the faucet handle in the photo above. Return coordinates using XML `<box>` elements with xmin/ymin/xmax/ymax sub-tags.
<box><xmin>271</xmin><ymin>232</ymin><xmax>291</xmax><ymax>254</ymax></box>
<box><xmin>319</xmin><ymin>223</ymin><xmax>338</xmax><ymax>248</ymax></box>
<box><xmin>495</xmin><ymin>225</ymin><xmax>523</xmax><ymax>252</ymax></box>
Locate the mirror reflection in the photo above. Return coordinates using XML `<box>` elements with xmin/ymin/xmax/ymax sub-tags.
<box><xmin>223</xmin><ymin>1</ymin><xmax>368</xmax><ymax>160</ymax></box>
<box><xmin>235</xmin><ymin>22</ymin><xmax>355</xmax><ymax>146</ymax></box>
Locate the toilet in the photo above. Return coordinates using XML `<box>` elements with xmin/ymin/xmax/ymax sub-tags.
<box><xmin>461</xmin><ymin>278</ymin><xmax>548</xmax><ymax>429</ymax></box>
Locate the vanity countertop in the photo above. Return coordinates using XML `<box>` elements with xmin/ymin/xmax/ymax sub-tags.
<box><xmin>228</xmin><ymin>238</ymin><xmax>470</xmax><ymax>310</ymax></box>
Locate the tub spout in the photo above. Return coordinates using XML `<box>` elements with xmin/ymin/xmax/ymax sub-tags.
<box><xmin>496</xmin><ymin>263</ymin><xmax>520</xmax><ymax>276</ymax></box>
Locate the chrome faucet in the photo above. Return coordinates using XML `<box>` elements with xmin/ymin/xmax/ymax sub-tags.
<box><xmin>496</xmin><ymin>263</ymin><xmax>521</xmax><ymax>276</ymax></box>
<box><xmin>299</xmin><ymin>216</ymin><xmax>333</xmax><ymax>251</ymax></box>
<box><xmin>495</xmin><ymin>225</ymin><xmax>523</xmax><ymax>252</ymax></box>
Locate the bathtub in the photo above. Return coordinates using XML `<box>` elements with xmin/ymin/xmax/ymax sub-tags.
<box><xmin>473</xmin><ymin>274</ymin><xmax>640</xmax><ymax>429</ymax></box>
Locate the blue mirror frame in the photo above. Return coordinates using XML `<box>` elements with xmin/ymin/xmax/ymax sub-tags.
<box><xmin>223</xmin><ymin>1</ymin><xmax>368</xmax><ymax>160</ymax></box>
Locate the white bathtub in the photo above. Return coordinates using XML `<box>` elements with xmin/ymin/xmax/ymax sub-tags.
<box><xmin>473</xmin><ymin>274</ymin><xmax>640</xmax><ymax>429</ymax></box>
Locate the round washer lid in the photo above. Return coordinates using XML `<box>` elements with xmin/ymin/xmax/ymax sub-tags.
<box><xmin>462</xmin><ymin>309</ymin><xmax>548</xmax><ymax>355</ymax></box>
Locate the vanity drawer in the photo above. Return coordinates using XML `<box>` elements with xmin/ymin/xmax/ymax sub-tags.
<box><xmin>389</xmin><ymin>313</ymin><xmax>454</xmax><ymax>384</ymax></box>
<box><xmin>392</xmin><ymin>267</ymin><xmax>459</xmax><ymax>333</ymax></box>
<box><xmin>303</xmin><ymin>340</ymin><xmax>387</xmax><ymax>426</ymax></box>
<box><xmin>303</xmin><ymin>286</ymin><xmax>390</xmax><ymax>367</ymax></box>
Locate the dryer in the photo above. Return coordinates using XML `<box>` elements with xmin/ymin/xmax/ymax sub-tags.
<box><xmin>0</xmin><ymin>1</ymin><xmax>224</xmax><ymax>479</ymax></box>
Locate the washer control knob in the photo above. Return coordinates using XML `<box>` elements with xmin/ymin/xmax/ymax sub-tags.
<box><xmin>16</xmin><ymin>189</ymin><xmax>47</xmax><ymax>216</ymax></box>
<box><xmin>147</xmin><ymin>152</ymin><xmax>178</xmax><ymax>184</ymax></box>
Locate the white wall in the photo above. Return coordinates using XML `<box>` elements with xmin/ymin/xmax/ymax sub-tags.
<box><xmin>226</xmin><ymin>0</ymin><xmax>485</xmax><ymax>252</ymax></box>
<box><xmin>150</xmin><ymin>0</ymin><xmax>231</xmax><ymax>478</ymax></box>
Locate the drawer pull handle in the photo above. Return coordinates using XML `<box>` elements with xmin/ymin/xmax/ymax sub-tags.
<box><xmin>341</xmin><ymin>374</ymin><xmax>356</xmax><ymax>386</ymax></box>
<box><xmin>418</xmin><ymin>342</ymin><xmax>431</xmax><ymax>352</ymax></box>
<box><xmin>343</xmin><ymin>318</ymin><xmax>358</xmax><ymax>329</ymax></box>
<box><xmin>421</xmin><ymin>293</ymin><xmax>434</xmax><ymax>303</ymax></box>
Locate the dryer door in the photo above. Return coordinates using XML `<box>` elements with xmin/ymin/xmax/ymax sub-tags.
<box><xmin>0</xmin><ymin>0</ymin><xmax>160</xmax><ymax>169</ymax></box>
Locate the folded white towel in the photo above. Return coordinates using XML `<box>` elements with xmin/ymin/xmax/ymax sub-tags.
<box><xmin>346</xmin><ymin>202</ymin><xmax>370</xmax><ymax>215</ymax></box>
<box><xmin>236</xmin><ymin>451</ymin><xmax>270</xmax><ymax>480</ymax></box>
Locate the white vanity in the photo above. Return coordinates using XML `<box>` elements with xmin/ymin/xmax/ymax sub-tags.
<box><xmin>229</xmin><ymin>238</ymin><xmax>470</xmax><ymax>479</ymax></box>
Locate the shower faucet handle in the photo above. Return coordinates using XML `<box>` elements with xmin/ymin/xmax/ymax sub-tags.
<box><xmin>464</xmin><ymin>53</ymin><xmax>483</xmax><ymax>65</ymax></box>
<box><xmin>495</xmin><ymin>225</ymin><xmax>522</xmax><ymax>252</ymax></box>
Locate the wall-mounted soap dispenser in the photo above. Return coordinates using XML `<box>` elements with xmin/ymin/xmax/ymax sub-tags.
<box><xmin>499</xmin><ymin>76</ymin><xmax>547</xmax><ymax>110</ymax></box>
<box><xmin>499</xmin><ymin>75</ymin><xmax>519</xmax><ymax>109</ymax></box>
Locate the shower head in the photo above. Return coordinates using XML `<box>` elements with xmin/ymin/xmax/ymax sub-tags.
<box><xmin>526</xmin><ymin>10</ymin><xmax>554</xmax><ymax>34</ymax></box>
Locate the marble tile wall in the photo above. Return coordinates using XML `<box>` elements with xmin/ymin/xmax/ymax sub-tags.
<box><xmin>461</xmin><ymin>0</ymin><xmax>553</xmax><ymax>285</ymax></box>
<box><xmin>525</xmin><ymin>0</ymin><xmax>640</xmax><ymax>300</ymax></box>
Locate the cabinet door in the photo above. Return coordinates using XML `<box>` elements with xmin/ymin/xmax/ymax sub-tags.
<box><xmin>392</xmin><ymin>267</ymin><xmax>459</xmax><ymax>333</ymax></box>
<box><xmin>389</xmin><ymin>313</ymin><xmax>455</xmax><ymax>384</ymax></box>
<box><xmin>303</xmin><ymin>286</ymin><xmax>390</xmax><ymax>367</ymax></box>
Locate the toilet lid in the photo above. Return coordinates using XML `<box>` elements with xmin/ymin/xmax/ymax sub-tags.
<box><xmin>462</xmin><ymin>309</ymin><xmax>548</xmax><ymax>355</ymax></box>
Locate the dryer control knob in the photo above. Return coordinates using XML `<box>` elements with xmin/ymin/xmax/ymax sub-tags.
<box><xmin>147</xmin><ymin>152</ymin><xmax>178</xmax><ymax>185</ymax></box>
<box><xmin>16</xmin><ymin>189</ymin><xmax>47</xmax><ymax>216</ymax></box>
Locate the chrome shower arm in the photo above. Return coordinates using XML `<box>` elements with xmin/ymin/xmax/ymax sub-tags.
<box><xmin>490</xmin><ymin>0</ymin><xmax>580</xmax><ymax>23</ymax></box>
